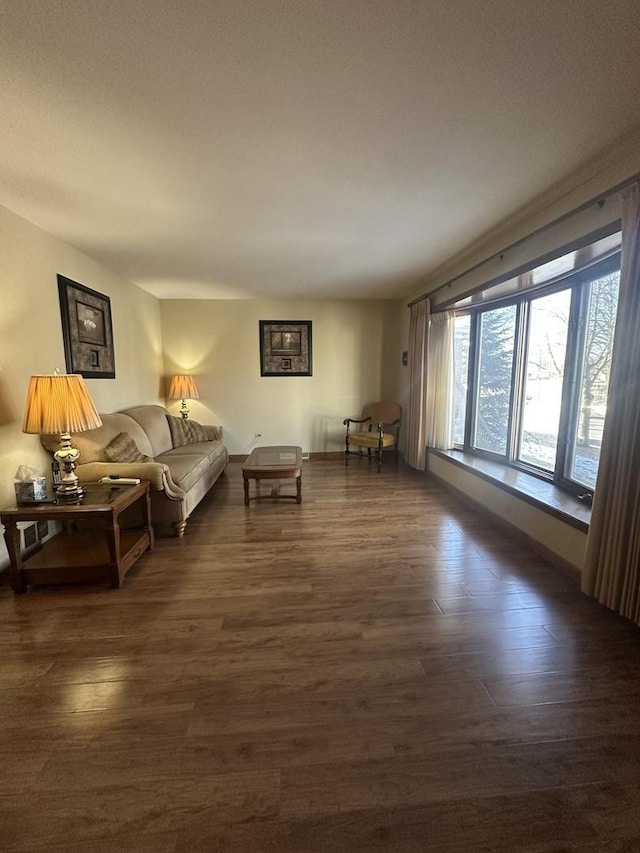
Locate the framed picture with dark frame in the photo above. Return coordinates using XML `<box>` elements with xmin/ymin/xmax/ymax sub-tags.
<box><xmin>259</xmin><ymin>320</ymin><xmax>312</xmax><ymax>377</ymax></box>
<box><xmin>57</xmin><ymin>275</ymin><xmax>116</xmax><ymax>378</ymax></box>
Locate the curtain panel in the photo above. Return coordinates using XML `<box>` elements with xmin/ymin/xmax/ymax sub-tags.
<box><xmin>582</xmin><ymin>183</ymin><xmax>640</xmax><ymax>624</ymax></box>
<box><xmin>425</xmin><ymin>310</ymin><xmax>454</xmax><ymax>450</ymax></box>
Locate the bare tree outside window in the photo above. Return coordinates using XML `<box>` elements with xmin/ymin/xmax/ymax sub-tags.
<box><xmin>569</xmin><ymin>270</ymin><xmax>619</xmax><ymax>486</ymax></box>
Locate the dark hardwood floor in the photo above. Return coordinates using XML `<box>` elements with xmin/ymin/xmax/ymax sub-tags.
<box><xmin>1</xmin><ymin>459</ymin><xmax>640</xmax><ymax>852</ymax></box>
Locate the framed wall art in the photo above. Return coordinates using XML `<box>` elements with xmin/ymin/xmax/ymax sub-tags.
<box><xmin>57</xmin><ymin>275</ymin><xmax>116</xmax><ymax>378</ymax></box>
<box><xmin>259</xmin><ymin>320</ymin><xmax>312</xmax><ymax>377</ymax></box>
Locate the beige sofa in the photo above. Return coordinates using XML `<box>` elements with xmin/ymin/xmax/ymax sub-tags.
<box><xmin>43</xmin><ymin>405</ymin><xmax>228</xmax><ymax>536</ymax></box>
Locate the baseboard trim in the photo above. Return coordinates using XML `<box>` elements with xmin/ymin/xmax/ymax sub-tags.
<box><xmin>307</xmin><ymin>451</ymin><xmax>344</xmax><ymax>460</ymax></box>
<box><xmin>427</xmin><ymin>468</ymin><xmax>581</xmax><ymax>582</ymax></box>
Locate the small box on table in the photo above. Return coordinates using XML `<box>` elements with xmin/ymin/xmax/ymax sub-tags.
<box><xmin>14</xmin><ymin>478</ymin><xmax>48</xmax><ymax>505</ymax></box>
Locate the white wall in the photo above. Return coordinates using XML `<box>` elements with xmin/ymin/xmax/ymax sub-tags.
<box><xmin>0</xmin><ymin>204</ymin><xmax>163</xmax><ymax>565</ymax></box>
<box><xmin>160</xmin><ymin>298</ymin><xmax>403</xmax><ymax>455</ymax></box>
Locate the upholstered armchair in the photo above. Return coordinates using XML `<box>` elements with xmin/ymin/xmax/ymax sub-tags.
<box><xmin>343</xmin><ymin>402</ymin><xmax>402</xmax><ymax>472</ymax></box>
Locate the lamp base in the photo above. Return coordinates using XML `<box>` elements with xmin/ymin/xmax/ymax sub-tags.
<box><xmin>54</xmin><ymin>433</ymin><xmax>84</xmax><ymax>504</ymax></box>
<box><xmin>55</xmin><ymin>484</ymin><xmax>85</xmax><ymax>504</ymax></box>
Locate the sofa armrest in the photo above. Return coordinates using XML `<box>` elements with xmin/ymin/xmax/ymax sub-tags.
<box><xmin>203</xmin><ymin>425</ymin><xmax>223</xmax><ymax>441</ymax></box>
<box><xmin>76</xmin><ymin>461</ymin><xmax>185</xmax><ymax>497</ymax></box>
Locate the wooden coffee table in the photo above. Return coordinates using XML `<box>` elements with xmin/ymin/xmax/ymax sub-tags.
<box><xmin>242</xmin><ymin>445</ymin><xmax>303</xmax><ymax>505</ymax></box>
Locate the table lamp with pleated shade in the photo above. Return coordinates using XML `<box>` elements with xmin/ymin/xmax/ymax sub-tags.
<box><xmin>22</xmin><ymin>372</ymin><xmax>102</xmax><ymax>504</ymax></box>
<box><xmin>168</xmin><ymin>374</ymin><xmax>199</xmax><ymax>419</ymax></box>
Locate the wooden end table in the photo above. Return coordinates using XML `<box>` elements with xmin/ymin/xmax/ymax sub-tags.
<box><xmin>242</xmin><ymin>445</ymin><xmax>303</xmax><ymax>506</ymax></box>
<box><xmin>1</xmin><ymin>482</ymin><xmax>154</xmax><ymax>594</ymax></box>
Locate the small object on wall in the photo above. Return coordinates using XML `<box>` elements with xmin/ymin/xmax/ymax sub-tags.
<box><xmin>402</xmin><ymin>351</ymin><xmax>408</xmax><ymax>366</ymax></box>
<box><xmin>57</xmin><ymin>275</ymin><xmax>116</xmax><ymax>378</ymax></box>
<box><xmin>259</xmin><ymin>320</ymin><xmax>312</xmax><ymax>376</ymax></box>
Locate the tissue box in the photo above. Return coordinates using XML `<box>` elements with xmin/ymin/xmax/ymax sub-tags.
<box><xmin>15</xmin><ymin>477</ymin><xmax>48</xmax><ymax>504</ymax></box>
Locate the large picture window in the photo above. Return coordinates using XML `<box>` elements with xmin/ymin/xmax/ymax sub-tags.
<box><xmin>453</xmin><ymin>247</ymin><xmax>620</xmax><ymax>496</ymax></box>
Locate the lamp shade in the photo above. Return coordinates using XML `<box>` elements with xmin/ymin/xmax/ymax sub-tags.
<box><xmin>168</xmin><ymin>374</ymin><xmax>199</xmax><ymax>401</ymax></box>
<box><xmin>22</xmin><ymin>374</ymin><xmax>102</xmax><ymax>435</ymax></box>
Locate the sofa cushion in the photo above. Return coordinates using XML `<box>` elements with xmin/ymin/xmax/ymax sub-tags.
<box><xmin>167</xmin><ymin>416</ymin><xmax>209</xmax><ymax>448</ymax></box>
<box><xmin>103</xmin><ymin>432</ymin><xmax>152</xmax><ymax>463</ymax></box>
<box><xmin>41</xmin><ymin>413</ymin><xmax>153</xmax><ymax>464</ymax></box>
<box><xmin>157</xmin><ymin>440</ymin><xmax>226</xmax><ymax>491</ymax></box>
<box><xmin>162</xmin><ymin>440</ymin><xmax>227</xmax><ymax>464</ymax></box>
<box><xmin>156</xmin><ymin>452</ymin><xmax>212</xmax><ymax>493</ymax></box>
<box><xmin>121</xmin><ymin>405</ymin><xmax>173</xmax><ymax>456</ymax></box>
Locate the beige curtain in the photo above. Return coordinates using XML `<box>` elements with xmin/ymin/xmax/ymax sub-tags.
<box><xmin>405</xmin><ymin>298</ymin><xmax>430</xmax><ymax>469</ymax></box>
<box><xmin>582</xmin><ymin>183</ymin><xmax>640</xmax><ymax>623</ymax></box>
<box><xmin>425</xmin><ymin>310</ymin><xmax>454</xmax><ymax>450</ymax></box>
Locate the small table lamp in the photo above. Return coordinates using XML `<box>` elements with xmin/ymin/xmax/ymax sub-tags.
<box><xmin>168</xmin><ymin>374</ymin><xmax>199</xmax><ymax>419</ymax></box>
<box><xmin>22</xmin><ymin>373</ymin><xmax>102</xmax><ymax>504</ymax></box>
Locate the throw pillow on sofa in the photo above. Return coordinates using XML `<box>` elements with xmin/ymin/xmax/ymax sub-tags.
<box><xmin>167</xmin><ymin>415</ymin><xmax>209</xmax><ymax>448</ymax></box>
<box><xmin>104</xmin><ymin>432</ymin><xmax>151</xmax><ymax>463</ymax></box>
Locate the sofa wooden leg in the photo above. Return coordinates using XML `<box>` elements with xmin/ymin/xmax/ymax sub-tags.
<box><xmin>173</xmin><ymin>521</ymin><xmax>187</xmax><ymax>538</ymax></box>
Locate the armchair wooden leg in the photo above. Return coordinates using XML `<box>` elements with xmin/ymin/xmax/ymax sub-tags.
<box><xmin>345</xmin><ymin>441</ymin><xmax>350</xmax><ymax>466</ymax></box>
<box><xmin>377</xmin><ymin>441</ymin><xmax>383</xmax><ymax>473</ymax></box>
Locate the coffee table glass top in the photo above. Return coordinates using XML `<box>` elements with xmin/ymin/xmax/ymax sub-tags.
<box><xmin>243</xmin><ymin>445</ymin><xmax>302</xmax><ymax>470</ymax></box>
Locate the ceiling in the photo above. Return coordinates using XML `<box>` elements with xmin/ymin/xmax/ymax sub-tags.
<box><xmin>2</xmin><ymin>1</ymin><xmax>640</xmax><ymax>300</ymax></box>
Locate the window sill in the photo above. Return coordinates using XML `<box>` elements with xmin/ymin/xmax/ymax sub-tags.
<box><xmin>429</xmin><ymin>449</ymin><xmax>590</xmax><ymax>533</ymax></box>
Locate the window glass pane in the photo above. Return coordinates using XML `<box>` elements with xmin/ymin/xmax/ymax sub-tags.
<box><xmin>531</xmin><ymin>253</ymin><xmax>575</xmax><ymax>284</ymax></box>
<box><xmin>517</xmin><ymin>290</ymin><xmax>571</xmax><ymax>471</ymax></box>
<box><xmin>567</xmin><ymin>270</ymin><xmax>620</xmax><ymax>488</ymax></box>
<box><xmin>454</xmin><ymin>232</ymin><xmax>621</xmax><ymax>309</ymax></box>
<box><xmin>474</xmin><ymin>305</ymin><xmax>516</xmax><ymax>455</ymax></box>
<box><xmin>453</xmin><ymin>315</ymin><xmax>470</xmax><ymax>445</ymax></box>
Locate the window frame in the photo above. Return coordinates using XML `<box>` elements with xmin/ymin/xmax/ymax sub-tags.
<box><xmin>454</xmin><ymin>251</ymin><xmax>621</xmax><ymax>499</ymax></box>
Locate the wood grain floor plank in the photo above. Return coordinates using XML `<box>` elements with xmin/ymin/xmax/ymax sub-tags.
<box><xmin>362</xmin><ymin>620</ymin><xmax>559</xmax><ymax>653</ymax></box>
<box><xmin>279</xmin><ymin>740</ymin><xmax>615</xmax><ymax>817</ymax></box>
<box><xmin>36</xmin><ymin>727</ymin><xmax>394</xmax><ymax>790</ymax></box>
<box><xmin>0</xmin><ymin>772</ymin><xmax>279</xmax><ymax>850</ymax></box>
<box><xmin>0</xmin><ymin>704</ymin><xmax>194</xmax><ymax>746</ymax></box>
<box><xmin>176</xmin><ymin>785</ymin><xmax>609</xmax><ymax>852</ymax></box>
<box><xmin>188</xmin><ymin>677</ymin><xmax>495</xmax><ymax>736</ymax></box>
<box><xmin>17</xmin><ymin>832</ymin><xmax>178</xmax><ymax>853</ymax></box>
<box><xmin>483</xmin><ymin>665</ymin><xmax>640</xmax><ymax>707</ymax></box>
